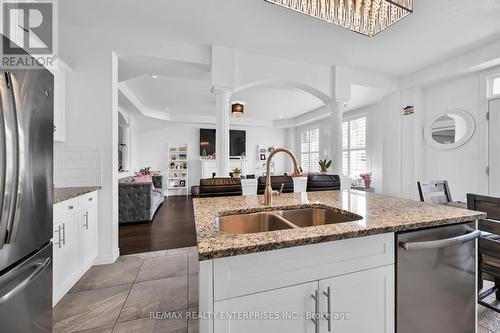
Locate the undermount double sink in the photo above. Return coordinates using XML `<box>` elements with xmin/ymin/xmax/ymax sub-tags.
<box><xmin>216</xmin><ymin>208</ymin><xmax>363</xmax><ymax>234</ymax></box>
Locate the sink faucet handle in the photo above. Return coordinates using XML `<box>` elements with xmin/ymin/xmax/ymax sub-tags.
<box><xmin>279</xmin><ymin>183</ymin><xmax>285</xmax><ymax>195</ymax></box>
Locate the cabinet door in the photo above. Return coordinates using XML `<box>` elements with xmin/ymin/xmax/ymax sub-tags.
<box><xmin>214</xmin><ymin>281</ymin><xmax>318</xmax><ymax>333</ymax></box>
<box><xmin>80</xmin><ymin>205</ymin><xmax>97</xmax><ymax>271</ymax></box>
<box><xmin>319</xmin><ymin>265</ymin><xmax>394</xmax><ymax>333</ymax></box>
<box><xmin>53</xmin><ymin>215</ymin><xmax>80</xmax><ymax>305</ymax></box>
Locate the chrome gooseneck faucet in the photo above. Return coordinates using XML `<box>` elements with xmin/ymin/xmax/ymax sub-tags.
<box><xmin>264</xmin><ymin>147</ymin><xmax>303</xmax><ymax>206</ymax></box>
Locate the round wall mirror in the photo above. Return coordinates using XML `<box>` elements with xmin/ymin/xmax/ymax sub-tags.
<box><xmin>424</xmin><ymin>109</ymin><xmax>475</xmax><ymax>149</ymax></box>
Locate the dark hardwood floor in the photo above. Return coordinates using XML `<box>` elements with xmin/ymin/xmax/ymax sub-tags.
<box><xmin>119</xmin><ymin>196</ymin><xmax>197</xmax><ymax>255</ymax></box>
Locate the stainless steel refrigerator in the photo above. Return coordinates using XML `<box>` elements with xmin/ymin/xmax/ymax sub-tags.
<box><xmin>0</xmin><ymin>39</ymin><xmax>54</xmax><ymax>332</ymax></box>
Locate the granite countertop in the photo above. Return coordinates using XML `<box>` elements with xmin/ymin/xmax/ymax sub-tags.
<box><xmin>54</xmin><ymin>186</ymin><xmax>101</xmax><ymax>204</ymax></box>
<box><xmin>193</xmin><ymin>190</ymin><xmax>486</xmax><ymax>261</ymax></box>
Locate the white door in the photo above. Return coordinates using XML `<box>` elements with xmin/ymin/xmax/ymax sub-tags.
<box><xmin>488</xmin><ymin>98</ymin><xmax>500</xmax><ymax>196</ymax></box>
<box><xmin>80</xmin><ymin>205</ymin><xmax>97</xmax><ymax>270</ymax></box>
<box><xmin>319</xmin><ymin>265</ymin><xmax>394</xmax><ymax>333</ymax></box>
<box><xmin>214</xmin><ymin>281</ymin><xmax>318</xmax><ymax>333</ymax></box>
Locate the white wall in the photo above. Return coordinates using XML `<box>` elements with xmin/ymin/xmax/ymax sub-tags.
<box><xmin>134</xmin><ymin>118</ymin><xmax>287</xmax><ymax>188</ymax></box>
<box><xmin>58</xmin><ymin>23</ymin><xmax>118</xmax><ymax>263</ymax></box>
<box><xmin>363</xmin><ymin>72</ymin><xmax>487</xmax><ymax>201</ymax></box>
<box><xmin>421</xmin><ymin>74</ymin><xmax>483</xmax><ymax>201</ymax></box>
<box><xmin>58</xmin><ymin>19</ymin><xmax>210</xmax><ymax>262</ymax></box>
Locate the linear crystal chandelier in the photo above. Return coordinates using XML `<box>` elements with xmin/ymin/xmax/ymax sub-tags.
<box><xmin>265</xmin><ymin>0</ymin><xmax>413</xmax><ymax>36</ymax></box>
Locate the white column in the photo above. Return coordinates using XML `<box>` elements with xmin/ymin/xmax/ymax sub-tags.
<box><xmin>213</xmin><ymin>87</ymin><xmax>231</xmax><ymax>177</ymax></box>
<box><xmin>329</xmin><ymin>103</ymin><xmax>343</xmax><ymax>175</ymax></box>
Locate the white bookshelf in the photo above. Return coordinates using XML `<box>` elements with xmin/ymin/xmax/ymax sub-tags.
<box><xmin>166</xmin><ymin>145</ymin><xmax>189</xmax><ymax>196</ymax></box>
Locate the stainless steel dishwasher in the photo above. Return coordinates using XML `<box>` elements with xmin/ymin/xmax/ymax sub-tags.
<box><xmin>397</xmin><ymin>222</ymin><xmax>480</xmax><ymax>333</ymax></box>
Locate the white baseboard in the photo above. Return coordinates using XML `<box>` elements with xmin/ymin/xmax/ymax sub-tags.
<box><xmin>93</xmin><ymin>247</ymin><xmax>120</xmax><ymax>265</ymax></box>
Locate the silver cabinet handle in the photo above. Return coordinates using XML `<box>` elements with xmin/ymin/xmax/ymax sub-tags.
<box><xmin>0</xmin><ymin>257</ymin><xmax>51</xmax><ymax>304</ymax></box>
<box><xmin>54</xmin><ymin>225</ymin><xmax>63</xmax><ymax>248</ymax></box>
<box><xmin>61</xmin><ymin>223</ymin><xmax>66</xmax><ymax>246</ymax></box>
<box><xmin>310</xmin><ymin>290</ymin><xmax>320</xmax><ymax>333</ymax></box>
<box><xmin>400</xmin><ymin>230</ymin><xmax>481</xmax><ymax>251</ymax></box>
<box><xmin>82</xmin><ymin>212</ymin><xmax>89</xmax><ymax>229</ymax></box>
<box><xmin>323</xmin><ymin>286</ymin><xmax>332</xmax><ymax>332</ymax></box>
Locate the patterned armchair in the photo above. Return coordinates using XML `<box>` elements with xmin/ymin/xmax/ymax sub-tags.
<box><xmin>119</xmin><ymin>175</ymin><xmax>163</xmax><ymax>223</ymax></box>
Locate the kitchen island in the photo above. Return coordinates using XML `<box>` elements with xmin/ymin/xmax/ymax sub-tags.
<box><xmin>193</xmin><ymin>190</ymin><xmax>485</xmax><ymax>333</ymax></box>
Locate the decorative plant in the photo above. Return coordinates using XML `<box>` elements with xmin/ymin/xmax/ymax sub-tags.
<box><xmin>232</xmin><ymin>168</ymin><xmax>242</xmax><ymax>177</ymax></box>
<box><xmin>318</xmin><ymin>159</ymin><xmax>332</xmax><ymax>173</ymax></box>
<box><xmin>360</xmin><ymin>173</ymin><xmax>372</xmax><ymax>188</ymax></box>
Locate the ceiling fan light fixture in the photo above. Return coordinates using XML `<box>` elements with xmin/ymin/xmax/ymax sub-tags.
<box><xmin>264</xmin><ymin>0</ymin><xmax>413</xmax><ymax>37</ymax></box>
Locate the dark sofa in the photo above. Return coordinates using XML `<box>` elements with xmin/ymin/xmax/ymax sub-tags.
<box><xmin>307</xmin><ymin>174</ymin><xmax>341</xmax><ymax>192</ymax></box>
<box><xmin>257</xmin><ymin>175</ymin><xmax>294</xmax><ymax>194</ymax></box>
<box><xmin>198</xmin><ymin>177</ymin><xmax>242</xmax><ymax>197</ymax></box>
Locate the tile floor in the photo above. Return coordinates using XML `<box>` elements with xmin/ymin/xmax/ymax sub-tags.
<box><xmin>478</xmin><ymin>281</ymin><xmax>500</xmax><ymax>333</ymax></box>
<box><xmin>54</xmin><ymin>247</ymin><xmax>500</xmax><ymax>333</ymax></box>
<box><xmin>53</xmin><ymin>247</ymin><xmax>199</xmax><ymax>333</ymax></box>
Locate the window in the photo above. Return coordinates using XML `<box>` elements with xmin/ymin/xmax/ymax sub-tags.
<box><xmin>493</xmin><ymin>76</ymin><xmax>500</xmax><ymax>97</ymax></box>
<box><xmin>342</xmin><ymin>116</ymin><xmax>367</xmax><ymax>178</ymax></box>
<box><xmin>300</xmin><ymin>128</ymin><xmax>320</xmax><ymax>173</ymax></box>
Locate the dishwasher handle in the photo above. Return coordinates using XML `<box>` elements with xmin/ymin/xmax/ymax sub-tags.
<box><xmin>400</xmin><ymin>230</ymin><xmax>481</xmax><ymax>251</ymax></box>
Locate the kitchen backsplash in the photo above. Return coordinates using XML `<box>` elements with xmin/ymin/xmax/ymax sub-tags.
<box><xmin>54</xmin><ymin>143</ymin><xmax>102</xmax><ymax>188</ymax></box>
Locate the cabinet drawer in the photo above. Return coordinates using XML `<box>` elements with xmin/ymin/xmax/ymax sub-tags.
<box><xmin>53</xmin><ymin>198</ymin><xmax>79</xmax><ymax>223</ymax></box>
<box><xmin>213</xmin><ymin>233</ymin><xmax>394</xmax><ymax>301</ymax></box>
<box><xmin>78</xmin><ymin>191</ymin><xmax>97</xmax><ymax>210</ymax></box>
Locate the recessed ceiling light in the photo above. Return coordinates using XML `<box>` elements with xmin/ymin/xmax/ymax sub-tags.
<box><xmin>151</xmin><ymin>75</ymin><xmax>159</xmax><ymax>79</ymax></box>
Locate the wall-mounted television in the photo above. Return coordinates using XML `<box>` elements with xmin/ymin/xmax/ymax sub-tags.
<box><xmin>199</xmin><ymin>129</ymin><xmax>246</xmax><ymax>157</ymax></box>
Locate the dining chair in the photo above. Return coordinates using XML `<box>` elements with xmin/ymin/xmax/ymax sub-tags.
<box><xmin>467</xmin><ymin>193</ymin><xmax>500</xmax><ymax>313</ymax></box>
<box><xmin>417</xmin><ymin>180</ymin><xmax>452</xmax><ymax>204</ymax></box>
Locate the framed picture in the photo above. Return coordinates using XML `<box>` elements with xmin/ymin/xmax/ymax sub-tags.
<box><xmin>260</xmin><ymin>154</ymin><xmax>266</xmax><ymax>161</ymax></box>
<box><xmin>179</xmin><ymin>180</ymin><xmax>186</xmax><ymax>187</ymax></box>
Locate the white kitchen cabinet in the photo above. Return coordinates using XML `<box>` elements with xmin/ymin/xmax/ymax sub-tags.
<box><xmin>80</xmin><ymin>204</ymin><xmax>97</xmax><ymax>272</ymax></box>
<box><xmin>201</xmin><ymin>233</ymin><xmax>395</xmax><ymax>333</ymax></box>
<box><xmin>53</xmin><ymin>214</ymin><xmax>80</xmax><ymax>303</ymax></box>
<box><xmin>319</xmin><ymin>265</ymin><xmax>394</xmax><ymax>333</ymax></box>
<box><xmin>53</xmin><ymin>191</ymin><xmax>98</xmax><ymax>305</ymax></box>
<box><xmin>214</xmin><ymin>281</ymin><xmax>318</xmax><ymax>333</ymax></box>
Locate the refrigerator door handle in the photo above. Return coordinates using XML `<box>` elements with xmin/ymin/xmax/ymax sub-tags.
<box><xmin>4</xmin><ymin>72</ymin><xmax>24</xmax><ymax>244</ymax></box>
<box><xmin>0</xmin><ymin>72</ymin><xmax>16</xmax><ymax>249</ymax></box>
<box><xmin>400</xmin><ymin>230</ymin><xmax>481</xmax><ymax>251</ymax></box>
<box><xmin>0</xmin><ymin>257</ymin><xmax>51</xmax><ymax>304</ymax></box>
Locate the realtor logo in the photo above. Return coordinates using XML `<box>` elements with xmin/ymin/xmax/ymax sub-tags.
<box><xmin>1</xmin><ymin>0</ymin><xmax>57</xmax><ymax>68</ymax></box>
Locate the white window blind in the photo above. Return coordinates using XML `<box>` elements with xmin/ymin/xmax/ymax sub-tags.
<box><xmin>342</xmin><ymin>116</ymin><xmax>367</xmax><ymax>178</ymax></box>
<box><xmin>300</xmin><ymin>128</ymin><xmax>320</xmax><ymax>173</ymax></box>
